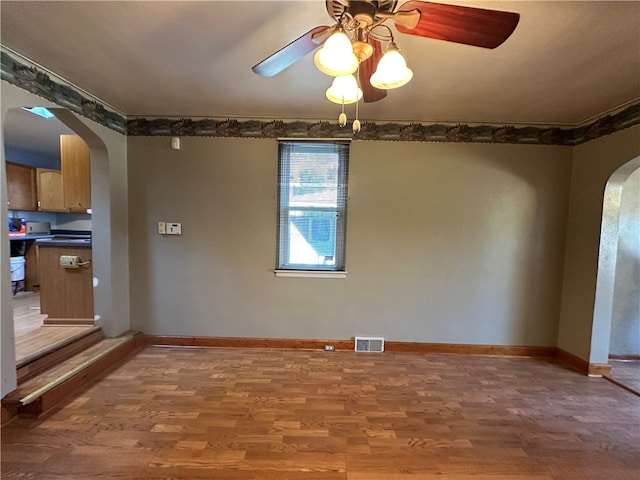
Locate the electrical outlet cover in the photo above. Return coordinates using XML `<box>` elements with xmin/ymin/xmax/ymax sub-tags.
<box><xmin>59</xmin><ymin>255</ymin><xmax>80</xmax><ymax>268</ymax></box>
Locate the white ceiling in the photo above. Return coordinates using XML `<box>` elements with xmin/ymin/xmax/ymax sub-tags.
<box><xmin>1</xmin><ymin>0</ymin><xmax>639</xmax><ymax>154</ymax></box>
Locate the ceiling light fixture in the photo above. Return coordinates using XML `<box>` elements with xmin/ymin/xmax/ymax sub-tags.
<box><xmin>326</xmin><ymin>72</ymin><xmax>364</xmax><ymax>132</ymax></box>
<box><xmin>253</xmin><ymin>0</ymin><xmax>521</xmax><ymax>129</ymax></box>
<box><xmin>314</xmin><ymin>10</ymin><xmax>413</xmax><ymax>132</ymax></box>
<box><xmin>325</xmin><ymin>74</ymin><xmax>363</xmax><ymax>104</ymax></box>
<box><xmin>314</xmin><ymin>26</ymin><xmax>359</xmax><ymax>76</ymax></box>
<box><xmin>370</xmin><ymin>42</ymin><xmax>413</xmax><ymax>89</ymax></box>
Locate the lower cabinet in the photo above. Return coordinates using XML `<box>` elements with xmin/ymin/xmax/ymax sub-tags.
<box><xmin>38</xmin><ymin>246</ymin><xmax>93</xmax><ymax>319</ymax></box>
<box><xmin>24</xmin><ymin>242</ymin><xmax>39</xmax><ymax>293</ymax></box>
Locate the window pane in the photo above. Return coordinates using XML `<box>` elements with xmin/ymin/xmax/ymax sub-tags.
<box><xmin>289</xmin><ymin>152</ymin><xmax>338</xmax><ymax>208</ymax></box>
<box><xmin>277</xmin><ymin>141</ymin><xmax>349</xmax><ymax>271</ymax></box>
<box><xmin>287</xmin><ymin>210</ymin><xmax>337</xmax><ymax>266</ymax></box>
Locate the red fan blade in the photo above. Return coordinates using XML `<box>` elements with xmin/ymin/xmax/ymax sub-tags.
<box><xmin>396</xmin><ymin>0</ymin><xmax>520</xmax><ymax>49</ymax></box>
<box><xmin>252</xmin><ymin>25</ymin><xmax>331</xmax><ymax>76</ymax></box>
<box><xmin>358</xmin><ymin>39</ymin><xmax>387</xmax><ymax>103</ymax></box>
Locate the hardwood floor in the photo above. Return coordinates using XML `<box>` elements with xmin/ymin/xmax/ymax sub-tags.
<box><xmin>13</xmin><ymin>292</ymin><xmax>96</xmax><ymax>367</ymax></box>
<box><xmin>12</xmin><ymin>291</ymin><xmax>47</xmax><ymax>337</ymax></box>
<box><xmin>2</xmin><ymin>347</ymin><xmax>638</xmax><ymax>479</ymax></box>
<box><xmin>606</xmin><ymin>359</ymin><xmax>640</xmax><ymax>394</ymax></box>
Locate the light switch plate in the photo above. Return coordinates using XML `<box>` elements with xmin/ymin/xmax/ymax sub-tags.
<box><xmin>166</xmin><ymin>222</ymin><xmax>182</xmax><ymax>235</ymax></box>
<box><xmin>158</xmin><ymin>222</ymin><xmax>166</xmax><ymax>234</ymax></box>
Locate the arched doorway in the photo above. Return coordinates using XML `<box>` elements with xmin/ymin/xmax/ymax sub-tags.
<box><xmin>591</xmin><ymin>156</ymin><xmax>640</xmax><ymax>390</ymax></box>
<box><xmin>3</xmin><ymin>105</ymin><xmax>111</xmax><ymax>379</ymax></box>
<box><xmin>4</xmin><ymin>106</ymin><xmax>92</xmax><ymax>358</ymax></box>
<box><xmin>2</xmin><ymin>80</ymin><xmax>131</xmax><ymax>398</ymax></box>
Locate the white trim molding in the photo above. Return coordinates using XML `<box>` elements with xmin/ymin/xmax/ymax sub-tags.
<box><xmin>274</xmin><ymin>270</ymin><xmax>347</xmax><ymax>279</ymax></box>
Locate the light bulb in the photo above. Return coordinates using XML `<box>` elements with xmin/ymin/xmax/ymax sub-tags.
<box><xmin>314</xmin><ymin>29</ymin><xmax>358</xmax><ymax>76</ymax></box>
<box><xmin>370</xmin><ymin>43</ymin><xmax>413</xmax><ymax>90</ymax></box>
<box><xmin>326</xmin><ymin>75</ymin><xmax>363</xmax><ymax>105</ymax></box>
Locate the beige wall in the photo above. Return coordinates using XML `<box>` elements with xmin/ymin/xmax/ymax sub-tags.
<box><xmin>128</xmin><ymin>136</ymin><xmax>572</xmax><ymax>345</ymax></box>
<box><xmin>1</xmin><ymin>83</ymin><xmax>130</xmax><ymax>396</ymax></box>
<box><xmin>2</xmin><ymin>73</ymin><xmax>637</xmax><ymax>401</ymax></box>
<box><xmin>558</xmin><ymin>125</ymin><xmax>640</xmax><ymax>362</ymax></box>
<box><xmin>2</xmin><ymin>79</ymin><xmax>637</xmax><ymax>399</ymax></box>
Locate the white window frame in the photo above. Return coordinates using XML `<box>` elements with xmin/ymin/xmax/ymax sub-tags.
<box><xmin>275</xmin><ymin>140</ymin><xmax>349</xmax><ymax>277</ymax></box>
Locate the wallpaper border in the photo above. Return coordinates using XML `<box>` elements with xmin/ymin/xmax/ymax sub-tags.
<box><xmin>2</xmin><ymin>49</ymin><xmax>638</xmax><ymax>146</ymax></box>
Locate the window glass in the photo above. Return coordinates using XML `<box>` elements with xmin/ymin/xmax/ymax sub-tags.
<box><xmin>277</xmin><ymin>141</ymin><xmax>349</xmax><ymax>271</ymax></box>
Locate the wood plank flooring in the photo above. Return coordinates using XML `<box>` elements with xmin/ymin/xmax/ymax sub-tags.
<box><xmin>13</xmin><ymin>292</ymin><xmax>96</xmax><ymax>367</ymax></box>
<box><xmin>2</xmin><ymin>347</ymin><xmax>638</xmax><ymax>479</ymax></box>
<box><xmin>606</xmin><ymin>360</ymin><xmax>640</xmax><ymax>394</ymax></box>
<box><xmin>15</xmin><ymin>325</ymin><xmax>100</xmax><ymax>367</ymax></box>
<box><xmin>12</xmin><ymin>291</ymin><xmax>47</xmax><ymax>337</ymax></box>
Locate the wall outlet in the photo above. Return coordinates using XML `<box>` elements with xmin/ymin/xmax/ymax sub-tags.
<box><xmin>324</xmin><ymin>344</ymin><xmax>335</xmax><ymax>351</ymax></box>
<box><xmin>166</xmin><ymin>222</ymin><xmax>182</xmax><ymax>235</ymax></box>
<box><xmin>60</xmin><ymin>255</ymin><xmax>80</xmax><ymax>268</ymax></box>
<box><xmin>158</xmin><ymin>222</ymin><xmax>166</xmax><ymax>234</ymax></box>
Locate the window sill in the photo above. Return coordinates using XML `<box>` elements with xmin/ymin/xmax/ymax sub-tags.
<box><xmin>274</xmin><ymin>270</ymin><xmax>347</xmax><ymax>279</ymax></box>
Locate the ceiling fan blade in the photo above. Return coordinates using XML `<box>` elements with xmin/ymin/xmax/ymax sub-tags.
<box><xmin>252</xmin><ymin>25</ymin><xmax>331</xmax><ymax>76</ymax></box>
<box><xmin>396</xmin><ymin>0</ymin><xmax>520</xmax><ymax>49</ymax></box>
<box><xmin>359</xmin><ymin>39</ymin><xmax>387</xmax><ymax>103</ymax></box>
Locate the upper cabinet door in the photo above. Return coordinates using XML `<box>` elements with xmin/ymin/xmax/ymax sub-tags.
<box><xmin>60</xmin><ymin>135</ymin><xmax>91</xmax><ymax>212</ymax></box>
<box><xmin>36</xmin><ymin>168</ymin><xmax>66</xmax><ymax>211</ymax></box>
<box><xmin>6</xmin><ymin>162</ymin><xmax>37</xmax><ymax>211</ymax></box>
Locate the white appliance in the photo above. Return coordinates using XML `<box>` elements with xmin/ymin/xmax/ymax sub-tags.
<box><xmin>25</xmin><ymin>221</ymin><xmax>50</xmax><ymax>235</ymax></box>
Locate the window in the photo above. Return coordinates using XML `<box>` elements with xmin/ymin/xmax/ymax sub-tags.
<box><xmin>276</xmin><ymin>140</ymin><xmax>350</xmax><ymax>274</ymax></box>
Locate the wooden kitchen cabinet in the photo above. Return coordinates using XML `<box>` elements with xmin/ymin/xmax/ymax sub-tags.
<box><xmin>38</xmin><ymin>245</ymin><xmax>93</xmax><ymax>319</ymax></box>
<box><xmin>6</xmin><ymin>162</ymin><xmax>37</xmax><ymax>210</ymax></box>
<box><xmin>24</xmin><ymin>241</ymin><xmax>40</xmax><ymax>292</ymax></box>
<box><xmin>36</xmin><ymin>168</ymin><xmax>66</xmax><ymax>211</ymax></box>
<box><xmin>60</xmin><ymin>134</ymin><xmax>91</xmax><ymax>212</ymax></box>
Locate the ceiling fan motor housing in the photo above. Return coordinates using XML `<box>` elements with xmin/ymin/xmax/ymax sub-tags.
<box><xmin>349</xmin><ymin>2</ymin><xmax>377</xmax><ymax>26</ymax></box>
<box><xmin>325</xmin><ymin>0</ymin><xmax>398</xmax><ymax>22</ymax></box>
<box><xmin>326</xmin><ymin>0</ymin><xmax>394</xmax><ymax>62</ymax></box>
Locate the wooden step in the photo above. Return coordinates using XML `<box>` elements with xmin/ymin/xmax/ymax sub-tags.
<box><xmin>43</xmin><ymin>318</ymin><xmax>95</xmax><ymax>326</ymax></box>
<box><xmin>3</xmin><ymin>331</ymin><xmax>143</xmax><ymax>418</ymax></box>
<box><xmin>17</xmin><ymin>326</ymin><xmax>104</xmax><ymax>383</ymax></box>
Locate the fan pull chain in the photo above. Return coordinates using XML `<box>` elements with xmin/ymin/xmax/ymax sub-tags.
<box><xmin>353</xmin><ymin>68</ymin><xmax>361</xmax><ymax>134</ymax></box>
<box><xmin>353</xmin><ymin>99</ymin><xmax>361</xmax><ymax>134</ymax></box>
<box><xmin>339</xmin><ymin>93</ymin><xmax>347</xmax><ymax>127</ymax></box>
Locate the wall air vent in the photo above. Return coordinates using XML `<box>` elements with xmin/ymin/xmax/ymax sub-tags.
<box><xmin>354</xmin><ymin>336</ymin><xmax>385</xmax><ymax>353</ymax></box>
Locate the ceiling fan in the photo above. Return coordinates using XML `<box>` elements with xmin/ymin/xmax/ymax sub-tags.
<box><xmin>252</xmin><ymin>0</ymin><xmax>520</xmax><ymax>104</ymax></box>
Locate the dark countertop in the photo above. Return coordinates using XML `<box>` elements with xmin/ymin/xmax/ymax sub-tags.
<box><xmin>9</xmin><ymin>234</ymin><xmax>55</xmax><ymax>241</ymax></box>
<box><xmin>35</xmin><ymin>237</ymin><xmax>92</xmax><ymax>247</ymax></box>
<box><xmin>10</xmin><ymin>231</ymin><xmax>92</xmax><ymax>247</ymax></box>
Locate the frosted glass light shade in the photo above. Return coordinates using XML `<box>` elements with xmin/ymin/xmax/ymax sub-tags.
<box><xmin>370</xmin><ymin>45</ymin><xmax>413</xmax><ymax>90</ymax></box>
<box><xmin>326</xmin><ymin>74</ymin><xmax>363</xmax><ymax>104</ymax></box>
<box><xmin>314</xmin><ymin>30</ymin><xmax>358</xmax><ymax>76</ymax></box>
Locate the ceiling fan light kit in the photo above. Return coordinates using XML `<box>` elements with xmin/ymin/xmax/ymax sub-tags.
<box><xmin>351</xmin><ymin>40</ymin><xmax>374</xmax><ymax>63</ymax></box>
<box><xmin>313</xmin><ymin>27</ymin><xmax>360</xmax><ymax>76</ymax></box>
<box><xmin>326</xmin><ymin>74</ymin><xmax>363</xmax><ymax>105</ymax></box>
<box><xmin>369</xmin><ymin>43</ymin><xmax>413</xmax><ymax>90</ymax></box>
<box><xmin>253</xmin><ymin>0</ymin><xmax>520</xmax><ymax>131</ymax></box>
<box><xmin>317</xmin><ymin>24</ymin><xmax>413</xmax><ymax>91</ymax></box>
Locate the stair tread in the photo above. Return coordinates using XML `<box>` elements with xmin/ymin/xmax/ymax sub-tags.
<box><xmin>5</xmin><ymin>332</ymin><xmax>139</xmax><ymax>405</ymax></box>
<box><xmin>16</xmin><ymin>325</ymin><xmax>102</xmax><ymax>368</ymax></box>
<box><xmin>17</xmin><ymin>328</ymin><xmax>105</xmax><ymax>384</ymax></box>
